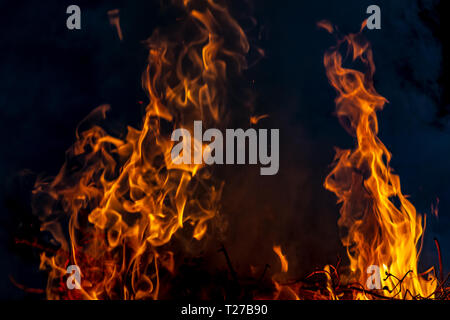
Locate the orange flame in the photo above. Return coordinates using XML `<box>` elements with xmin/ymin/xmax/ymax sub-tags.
<box><xmin>321</xmin><ymin>22</ymin><xmax>437</xmax><ymax>299</ymax></box>
<box><xmin>33</xmin><ymin>0</ymin><xmax>249</xmax><ymax>300</ymax></box>
<box><xmin>250</xmin><ymin>114</ymin><xmax>269</xmax><ymax>125</ymax></box>
<box><xmin>271</xmin><ymin>246</ymin><xmax>300</xmax><ymax>300</ymax></box>
<box><xmin>107</xmin><ymin>9</ymin><xmax>123</xmax><ymax>41</ymax></box>
<box><xmin>273</xmin><ymin>245</ymin><xmax>288</xmax><ymax>273</ymax></box>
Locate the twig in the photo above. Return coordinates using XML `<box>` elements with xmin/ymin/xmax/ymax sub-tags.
<box><xmin>434</xmin><ymin>238</ymin><xmax>444</xmax><ymax>284</ymax></box>
<box><xmin>219</xmin><ymin>245</ymin><xmax>238</xmax><ymax>282</ymax></box>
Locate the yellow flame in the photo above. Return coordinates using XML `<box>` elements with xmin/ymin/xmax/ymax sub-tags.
<box><xmin>322</xmin><ymin>22</ymin><xmax>437</xmax><ymax>299</ymax></box>
<box><xmin>273</xmin><ymin>245</ymin><xmax>288</xmax><ymax>273</ymax></box>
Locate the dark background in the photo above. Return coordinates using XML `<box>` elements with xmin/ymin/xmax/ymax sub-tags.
<box><xmin>0</xmin><ymin>0</ymin><xmax>448</xmax><ymax>299</ymax></box>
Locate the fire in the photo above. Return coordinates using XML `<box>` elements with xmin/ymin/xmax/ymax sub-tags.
<box><xmin>28</xmin><ymin>0</ymin><xmax>441</xmax><ymax>300</ymax></box>
<box><xmin>273</xmin><ymin>245</ymin><xmax>288</xmax><ymax>273</ymax></box>
<box><xmin>321</xmin><ymin>21</ymin><xmax>437</xmax><ymax>299</ymax></box>
<box><xmin>32</xmin><ymin>0</ymin><xmax>249</xmax><ymax>300</ymax></box>
<box><xmin>265</xmin><ymin>21</ymin><xmax>440</xmax><ymax>301</ymax></box>
<box><xmin>250</xmin><ymin>114</ymin><xmax>269</xmax><ymax>125</ymax></box>
<box><xmin>107</xmin><ymin>9</ymin><xmax>123</xmax><ymax>41</ymax></box>
<box><xmin>270</xmin><ymin>246</ymin><xmax>300</xmax><ymax>300</ymax></box>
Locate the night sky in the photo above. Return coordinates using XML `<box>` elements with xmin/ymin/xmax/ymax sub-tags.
<box><xmin>0</xmin><ymin>0</ymin><xmax>448</xmax><ymax>299</ymax></box>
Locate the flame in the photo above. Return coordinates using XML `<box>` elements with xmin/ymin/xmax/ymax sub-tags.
<box><xmin>29</xmin><ymin>2</ymin><xmax>440</xmax><ymax>301</ymax></box>
<box><xmin>264</xmin><ymin>22</ymin><xmax>439</xmax><ymax>301</ymax></box>
<box><xmin>250</xmin><ymin>114</ymin><xmax>269</xmax><ymax>125</ymax></box>
<box><xmin>107</xmin><ymin>9</ymin><xmax>123</xmax><ymax>41</ymax></box>
<box><xmin>33</xmin><ymin>0</ymin><xmax>249</xmax><ymax>300</ymax></box>
<box><xmin>273</xmin><ymin>245</ymin><xmax>288</xmax><ymax>273</ymax></box>
<box><xmin>270</xmin><ymin>246</ymin><xmax>300</xmax><ymax>300</ymax></box>
<box><xmin>321</xmin><ymin>22</ymin><xmax>437</xmax><ymax>299</ymax></box>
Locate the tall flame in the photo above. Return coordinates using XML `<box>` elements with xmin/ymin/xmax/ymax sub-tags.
<box><xmin>321</xmin><ymin>21</ymin><xmax>436</xmax><ymax>299</ymax></box>
<box><xmin>32</xmin><ymin>0</ymin><xmax>249</xmax><ymax>300</ymax></box>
